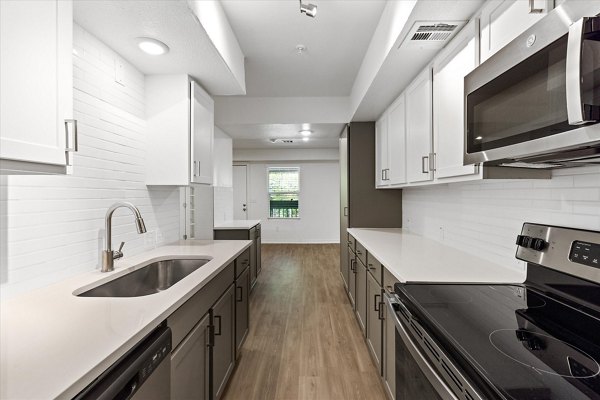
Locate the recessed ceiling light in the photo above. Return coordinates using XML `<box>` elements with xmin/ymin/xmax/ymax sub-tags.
<box><xmin>475</xmin><ymin>136</ymin><xmax>483</xmax><ymax>140</ymax></box>
<box><xmin>300</xmin><ymin>130</ymin><xmax>312</xmax><ymax>137</ymax></box>
<box><xmin>302</xmin><ymin>137</ymin><xmax>310</xmax><ymax>142</ymax></box>
<box><xmin>136</xmin><ymin>37</ymin><xmax>170</xmax><ymax>55</ymax></box>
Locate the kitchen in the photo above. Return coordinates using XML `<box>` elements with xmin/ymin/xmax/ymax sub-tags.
<box><xmin>1</xmin><ymin>0</ymin><xmax>599</xmax><ymax>399</ymax></box>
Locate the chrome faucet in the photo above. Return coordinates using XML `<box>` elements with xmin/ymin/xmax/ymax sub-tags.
<box><xmin>102</xmin><ymin>202</ymin><xmax>147</xmax><ymax>272</ymax></box>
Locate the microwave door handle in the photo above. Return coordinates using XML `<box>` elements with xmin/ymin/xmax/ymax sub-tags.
<box><xmin>566</xmin><ymin>17</ymin><xmax>600</xmax><ymax>125</ymax></box>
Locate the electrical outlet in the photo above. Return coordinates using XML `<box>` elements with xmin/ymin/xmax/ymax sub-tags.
<box><xmin>144</xmin><ymin>230</ymin><xmax>156</xmax><ymax>247</ymax></box>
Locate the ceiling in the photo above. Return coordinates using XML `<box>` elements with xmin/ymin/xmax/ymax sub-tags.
<box><xmin>225</xmin><ymin>123</ymin><xmax>344</xmax><ymax>149</ymax></box>
<box><xmin>73</xmin><ymin>0</ymin><xmax>245</xmax><ymax>95</ymax></box>
<box><xmin>220</xmin><ymin>0</ymin><xmax>386</xmax><ymax>97</ymax></box>
<box><xmin>73</xmin><ymin>0</ymin><xmax>484</xmax><ymax>151</ymax></box>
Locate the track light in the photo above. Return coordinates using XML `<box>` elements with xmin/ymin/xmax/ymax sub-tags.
<box><xmin>299</xmin><ymin>0</ymin><xmax>317</xmax><ymax>17</ymax></box>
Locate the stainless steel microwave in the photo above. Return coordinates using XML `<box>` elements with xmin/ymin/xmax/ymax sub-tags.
<box><xmin>464</xmin><ymin>2</ymin><xmax>600</xmax><ymax>168</ymax></box>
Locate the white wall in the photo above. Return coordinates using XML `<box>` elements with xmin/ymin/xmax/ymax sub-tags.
<box><xmin>245</xmin><ymin>162</ymin><xmax>340</xmax><ymax>243</ymax></box>
<box><xmin>213</xmin><ymin>127</ymin><xmax>233</xmax><ymax>225</ymax></box>
<box><xmin>402</xmin><ymin>166</ymin><xmax>600</xmax><ymax>273</ymax></box>
<box><xmin>233</xmin><ymin>148</ymin><xmax>339</xmax><ymax>163</ymax></box>
<box><xmin>0</xmin><ymin>25</ymin><xmax>181</xmax><ymax>298</ymax></box>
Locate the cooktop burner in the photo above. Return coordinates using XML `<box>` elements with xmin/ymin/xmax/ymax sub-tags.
<box><xmin>396</xmin><ymin>283</ymin><xmax>600</xmax><ymax>400</ymax></box>
<box><xmin>489</xmin><ymin>329</ymin><xmax>600</xmax><ymax>378</ymax></box>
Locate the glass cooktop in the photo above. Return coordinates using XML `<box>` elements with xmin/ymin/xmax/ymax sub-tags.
<box><xmin>397</xmin><ymin>283</ymin><xmax>600</xmax><ymax>400</ymax></box>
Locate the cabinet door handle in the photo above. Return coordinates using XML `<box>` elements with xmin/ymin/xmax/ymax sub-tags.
<box><xmin>374</xmin><ymin>294</ymin><xmax>380</xmax><ymax>312</ymax></box>
<box><xmin>236</xmin><ymin>286</ymin><xmax>243</xmax><ymax>302</ymax></box>
<box><xmin>197</xmin><ymin>161</ymin><xmax>201</xmax><ymax>176</ymax></box>
<box><xmin>64</xmin><ymin>119</ymin><xmax>78</xmax><ymax>152</ymax></box>
<box><xmin>378</xmin><ymin>302</ymin><xmax>385</xmax><ymax>320</ymax></box>
<box><xmin>214</xmin><ymin>315</ymin><xmax>222</xmax><ymax>336</ymax></box>
<box><xmin>193</xmin><ymin>161</ymin><xmax>197</xmax><ymax>177</ymax></box>
<box><xmin>351</xmin><ymin>260</ymin><xmax>356</xmax><ymax>273</ymax></box>
<box><xmin>343</xmin><ymin>207</ymin><xmax>348</xmax><ymax>217</ymax></box>
<box><xmin>422</xmin><ymin>156</ymin><xmax>429</xmax><ymax>174</ymax></box>
<box><xmin>385</xmin><ymin>169</ymin><xmax>389</xmax><ymax>181</ymax></box>
<box><xmin>64</xmin><ymin>119</ymin><xmax>78</xmax><ymax>166</ymax></box>
<box><xmin>528</xmin><ymin>0</ymin><xmax>544</xmax><ymax>13</ymax></box>
<box><xmin>381</xmin><ymin>169</ymin><xmax>385</xmax><ymax>181</ymax></box>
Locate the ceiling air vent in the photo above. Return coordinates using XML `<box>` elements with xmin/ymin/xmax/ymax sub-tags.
<box><xmin>399</xmin><ymin>21</ymin><xmax>466</xmax><ymax>49</ymax></box>
<box><xmin>270</xmin><ymin>138</ymin><xmax>296</xmax><ymax>144</ymax></box>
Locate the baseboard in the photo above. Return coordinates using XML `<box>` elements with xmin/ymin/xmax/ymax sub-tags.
<box><xmin>261</xmin><ymin>240</ymin><xmax>340</xmax><ymax>244</ymax></box>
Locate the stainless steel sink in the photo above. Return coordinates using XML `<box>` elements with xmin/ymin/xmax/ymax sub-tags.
<box><xmin>78</xmin><ymin>258</ymin><xmax>211</xmax><ymax>297</ymax></box>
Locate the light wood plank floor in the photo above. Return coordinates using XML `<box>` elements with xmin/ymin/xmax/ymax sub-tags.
<box><xmin>223</xmin><ymin>244</ymin><xmax>388</xmax><ymax>400</ymax></box>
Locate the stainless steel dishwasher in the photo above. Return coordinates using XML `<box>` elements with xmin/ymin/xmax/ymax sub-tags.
<box><xmin>74</xmin><ymin>325</ymin><xmax>172</xmax><ymax>400</ymax></box>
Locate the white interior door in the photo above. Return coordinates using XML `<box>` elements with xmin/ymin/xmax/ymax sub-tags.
<box><xmin>232</xmin><ymin>165</ymin><xmax>248</xmax><ymax>220</ymax></box>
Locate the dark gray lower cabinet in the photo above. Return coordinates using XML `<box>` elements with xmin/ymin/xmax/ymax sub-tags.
<box><xmin>212</xmin><ymin>285</ymin><xmax>235</xmax><ymax>400</ymax></box>
<box><xmin>256</xmin><ymin>226</ymin><xmax>262</xmax><ymax>276</ymax></box>
<box><xmin>348</xmin><ymin>246</ymin><xmax>356</xmax><ymax>308</ymax></box>
<box><xmin>214</xmin><ymin>223</ymin><xmax>261</xmax><ymax>291</ymax></box>
<box><xmin>366</xmin><ymin>271</ymin><xmax>383</xmax><ymax>373</ymax></box>
<box><xmin>168</xmin><ymin>251</ymin><xmax>250</xmax><ymax>400</ymax></box>
<box><xmin>355</xmin><ymin>258</ymin><xmax>367</xmax><ymax>334</ymax></box>
<box><xmin>171</xmin><ymin>313</ymin><xmax>210</xmax><ymax>400</ymax></box>
<box><xmin>235</xmin><ymin>266</ymin><xmax>250</xmax><ymax>357</ymax></box>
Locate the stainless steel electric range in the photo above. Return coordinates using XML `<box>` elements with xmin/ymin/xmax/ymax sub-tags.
<box><xmin>387</xmin><ymin>223</ymin><xmax>600</xmax><ymax>400</ymax></box>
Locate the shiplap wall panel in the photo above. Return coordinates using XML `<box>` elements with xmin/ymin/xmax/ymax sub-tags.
<box><xmin>0</xmin><ymin>25</ymin><xmax>180</xmax><ymax>298</ymax></box>
<box><xmin>402</xmin><ymin>166</ymin><xmax>600</xmax><ymax>272</ymax></box>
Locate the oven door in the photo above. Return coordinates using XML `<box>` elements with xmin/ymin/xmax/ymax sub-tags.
<box><xmin>384</xmin><ymin>293</ymin><xmax>457</xmax><ymax>400</ymax></box>
<box><xmin>464</xmin><ymin>3</ymin><xmax>600</xmax><ymax>165</ymax></box>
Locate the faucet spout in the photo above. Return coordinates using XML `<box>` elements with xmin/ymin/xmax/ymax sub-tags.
<box><xmin>102</xmin><ymin>202</ymin><xmax>147</xmax><ymax>272</ymax></box>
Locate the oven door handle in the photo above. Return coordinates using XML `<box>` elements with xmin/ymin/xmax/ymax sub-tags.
<box><xmin>566</xmin><ymin>16</ymin><xmax>600</xmax><ymax>125</ymax></box>
<box><xmin>384</xmin><ymin>293</ymin><xmax>459</xmax><ymax>400</ymax></box>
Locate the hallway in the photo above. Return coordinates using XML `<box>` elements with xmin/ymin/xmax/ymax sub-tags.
<box><xmin>223</xmin><ymin>244</ymin><xmax>388</xmax><ymax>400</ymax></box>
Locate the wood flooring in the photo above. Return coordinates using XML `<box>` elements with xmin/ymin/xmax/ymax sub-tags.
<box><xmin>223</xmin><ymin>244</ymin><xmax>388</xmax><ymax>400</ymax></box>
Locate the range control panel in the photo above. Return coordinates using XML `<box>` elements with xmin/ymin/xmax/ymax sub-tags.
<box><xmin>516</xmin><ymin>223</ymin><xmax>600</xmax><ymax>284</ymax></box>
<box><xmin>570</xmin><ymin>241</ymin><xmax>600</xmax><ymax>268</ymax></box>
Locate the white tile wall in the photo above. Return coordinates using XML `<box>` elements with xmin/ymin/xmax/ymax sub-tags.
<box><xmin>0</xmin><ymin>25</ymin><xmax>180</xmax><ymax>298</ymax></box>
<box><xmin>402</xmin><ymin>166</ymin><xmax>600</xmax><ymax>272</ymax></box>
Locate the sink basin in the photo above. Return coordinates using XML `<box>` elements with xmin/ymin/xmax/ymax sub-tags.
<box><xmin>78</xmin><ymin>258</ymin><xmax>211</xmax><ymax>297</ymax></box>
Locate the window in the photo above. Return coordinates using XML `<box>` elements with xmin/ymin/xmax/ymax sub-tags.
<box><xmin>268</xmin><ymin>167</ymin><xmax>300</xmax><ymax>218</ymax></box>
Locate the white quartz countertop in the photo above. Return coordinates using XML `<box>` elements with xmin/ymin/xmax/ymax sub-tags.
<box><xmin>0</xmin><ymin>239</ymin><xmax>251</xmax><ymax>400</ymax></box>
<box><xmin>347</xmin><ymin>228</ymin><xmax>526</xmax><ymax>284</ymax></box>
<box><xmin>214</xmin><ymin>220</ymin><xmax>261</xmax><ymax>230</ymax></box>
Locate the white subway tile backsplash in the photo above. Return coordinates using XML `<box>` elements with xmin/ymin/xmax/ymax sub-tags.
<box><xmin>403</xmin><ymin>168</ymin><xmax>600</xmax><ymax>271</ymax></box>
<box><xmin>0</xmin><ymin>25</ymin><xmax>180</xmax><ymax>298</ymax></box>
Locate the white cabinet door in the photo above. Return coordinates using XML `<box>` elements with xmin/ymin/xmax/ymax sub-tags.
<box><xmin>387</xmin><ymin>94</ymin><xmax>407</xmax><ymax>185</ymax></box>
<box><xmin>0</xmin><ymin>0</ymin><xmax>73</xmax><ymax>170</ymax></box>
<box><xmin>146</xmin><ymin>76</ymin><xmax>214</xmax><ymax>186</ymax></box>
<box><xmin>191</xmin><ymin>81</ymin><xmax>214</xmax><ymax>185</ymax></box>
<box><xmin>433</xmin><ymin>21</ymin><xmax>479</xmax><ymax>180</ymax></box>
<box><xmin>375</xmin><ymin>115</ymin><xmax>389</xmax><ymax>187</ymax></box>
<box><xmin>480</xmin><ymin>0</ymin><xmax>552</xmax><ymax>63</ymax></box>
<box><xmin>406</xmin><ymin>68</ymin><xmax>433</xmax><ymax>184</ymax></box>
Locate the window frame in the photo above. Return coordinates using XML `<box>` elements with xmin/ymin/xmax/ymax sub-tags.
<box><xmin>266</xmin><ymin>166</ymin><xmax>301</xmax><ymax>219</ymax></box>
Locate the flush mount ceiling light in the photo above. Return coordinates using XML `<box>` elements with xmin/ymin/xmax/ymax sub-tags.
<box><xmin>136</xmin><ymin>37</ymin><xmax>170</xmax><ymax>55</ymax></box>
<box><xmin>300</xmin><ymin>129</ymin><xmax>312</xmax><ymax>137</ymax></box>
<box><xmin>302</xmin><ymin>137</ymin><xmax>310</xmax><ymax>142</ymax></box>
<box><xmin>299</xmin><ymin>0</ymin><xmax>317</xmax><ymax>18</ymax></box>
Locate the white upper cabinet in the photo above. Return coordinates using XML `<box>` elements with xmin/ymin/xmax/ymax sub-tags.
<box><xmin>376</xmin><ymin>94</ymin><xmax>407</xmax><ymax>188</ymax></box>
<box><xmin>433</xmin><ymin>20</ymin><xmax>480</xmax><ymax>181</ymax></box>
<box><xmin>375</xmin><ymin>116</ymin><xmax>389</xmax><ymax>187</ymax></box>
<box><xmin>480</xmin><ymin>0</ymin><xmax>553</xmax><ymax>63</ymax></box>
<box><xmin>0</xmin><ymin>0</ymin><xmax>75</xmax><ymax>174</ymax></box>
<box><xmin>387</xmin><ymin>95</ymin><xmax>407</xmax><ymax>186</ymax></box>
<box><xmin>190</xmin><ymin>82</ymin><xmax>214</xmax><ymax>185</ymax></box>
<box><xmin>146</xmin><ymin>75</ymin><xmax>214</xmax><ymax>186</ymax></box>
<box><xmin>405</xmin><ymin>68</ymin><xmax>433</xmax><ymax>184</ymax></box>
